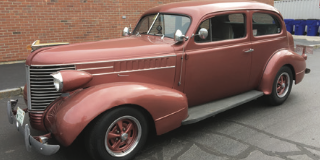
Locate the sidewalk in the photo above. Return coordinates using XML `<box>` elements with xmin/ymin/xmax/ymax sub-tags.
<box><xmin>0</xmin><ymin>35</ymin><xmax>320</xmax><ymax>99</ymax></box>
<box><xmin>0</xmin><ymin>62</ymin><xmax>25</xmax><ymax>98</ymax></box>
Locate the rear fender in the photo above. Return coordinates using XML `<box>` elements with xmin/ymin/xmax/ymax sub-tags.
<box><xmin>45</xmin><ymin>82</ymin><xmax>188</xmax><ymax>146</ymax></box>
<box><xmin>259</xmin><ymin>49</ymin><xmax>306</xmax><ymax>95</ymax></box>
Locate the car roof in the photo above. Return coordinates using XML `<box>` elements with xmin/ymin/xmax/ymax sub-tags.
<box><xmin>142</xmin><ymin>0</ymin><xmax>280</xmax><ymax>19</ymax></box>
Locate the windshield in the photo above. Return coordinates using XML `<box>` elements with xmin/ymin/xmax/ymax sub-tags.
<box><xmin>133</xmin><ymin>14</ymin><xmax>191</xmax><ymax>39</ymax></box>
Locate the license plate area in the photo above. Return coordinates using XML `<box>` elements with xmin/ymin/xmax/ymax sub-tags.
<box><xmin>16</xmin><ymin>107</ymin><xmax>25</xmax><ymax>125</ymax></box>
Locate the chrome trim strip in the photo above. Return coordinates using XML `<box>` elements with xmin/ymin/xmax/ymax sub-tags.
<box><xmin>31</xmin><ymin>100</ymin><xmax>57</xmax><ymax>102</ymax></box>
<box><xmin>31</xmin><ymin>103</ymin><xmax>51</xmax><ymax>105</ymax></box>
<box><xmin>296</xmin><ymin>70</ymin><xmax>305</xmax><ymax>75</ymax></box>
<box><xmin>92</xmin><ymin>66</ymin><xmax>176</xmax><ymax>76</ymax></box>
<box><xmin>31</xmin><ymin>91</ymin><xmax>59</xmax><ymax>93</ymax></box>
<box><xmin>31</xmin><ymin>96</ymin><xmax>60</xmax><ymax>99</ymax></box>
<box><xmin>31</xmin><ymin>85</ymin><xmax>54</xmax><ymax>87</ymax></box>
<box><xmin>31</xmin><ymin>94</ymin><xmax>60</xmax><ymax>97</ymax></box>
<box><xmin>78</xmin><ymin>66</ymin><xmax>114</xmax><ymax>71</ymax></box>
<box><xmin>30</xmin><ymin>55</ymin><xmax>176</xmax><ymax>66</ymax></box>
<box><xmin>147</xmin><ymin>13</ymin><xmax>159</xmax><ymax>34</ymax></box>
<box><xmin>26</xmin><ymin>66</ymin><xmax>32</xmax><ymax>110</ymax></box>
<box><xmin>178</xmin><ymin>55</ymin><xmax>183</xmax><ymax>86</ymax></box>
<box><xmin>155</xmin><ymin>108</ymin><xmax>185</xmax><ymax>121</ymax></box>
<box><xmin>31</xmin><ymin>88</ymin><xmax>57</xmax><ymax>90</ymax></box>
<box><xmin>28</xmin><ymin>111</ymin><xmax>45</xmax><ymax>114</ymax></box>
<box><xmin>30</xmin><ymin>67</ymin><xmax>75</xmax><ymax>71</ymax></box>
<box><xmin>30</xmin><ymin>81</ymin><xmax>53</xmax><ymax>84</ymax></box>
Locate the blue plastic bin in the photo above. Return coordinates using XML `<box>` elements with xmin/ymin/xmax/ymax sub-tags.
<box><xmin>284</xmin><ymin>19</ymin><xmax>294</xmax><ymax>33</ymax></box>
<box><xmin>306</xmin><ymin>19</ymin><xmax>320</xmax><ymax>36</ymax></box>
<box><xmin>293</xmin><ymin>19</ymin><xmax>307</xmax><ymax>35</ymax></box>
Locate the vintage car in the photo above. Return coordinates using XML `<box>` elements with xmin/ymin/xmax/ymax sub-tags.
<box><xmin>7</xmin><ymin>0</ymin><xmax>310</xmax><ymax>160</ymax></box>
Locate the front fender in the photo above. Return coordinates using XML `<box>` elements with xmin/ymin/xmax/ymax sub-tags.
<box><xmin>45</xmin><ymin>82</ymin><xmax>188</xmax><ymax>146</ymax></box>
<box><xmin>259</xmin><ymin>49</ymin><xmax>306</xmax><ymax>95</ymax></box>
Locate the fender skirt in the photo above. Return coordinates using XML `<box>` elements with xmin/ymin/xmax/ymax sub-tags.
<box><xmin>259</xmin><ymin>49</ymin><xmax>306</xmax><ymax>95</ymax></box>
<box><xmin>44</xmin><ymin>82</ymin><xmax>188</xmax><ymax>146</ymax></box>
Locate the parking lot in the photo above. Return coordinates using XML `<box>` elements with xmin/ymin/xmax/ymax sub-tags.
<box><xmin>0</xmin><ymin>39</ymin><xmax>320</xmax><ymax>160</ymax></box>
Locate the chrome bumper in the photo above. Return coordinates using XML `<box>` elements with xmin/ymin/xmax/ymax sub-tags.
<box><xmin>7</xmin><ymin>99</ymin><xmax>60</xmax><ymax>155</ymax></box>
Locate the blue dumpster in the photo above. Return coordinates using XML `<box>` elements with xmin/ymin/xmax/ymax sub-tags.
<box><xmin>284</xmin><ymin>19</ymin><xmax>294</xmax><ymax>33</ymax></box>
<box><xmin>293</xmin><ymin>19</ymin><xmax>307</xmax><ymax>35</ymax></box>
<box><xmin>306</xmin><ymin>19</ymin><xmax>320</xmax><ymax>36</ymax></box>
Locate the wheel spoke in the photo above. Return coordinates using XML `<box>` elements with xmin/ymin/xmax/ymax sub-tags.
<box><xmin>277</xmin><ymin>78</ymin><xmax>282</xmax><ymax>85</ymax></box>
<box><xmin>117</xmin><ymin>120</ymin><xmax>123</xmax><ymax>133</ymax></box>
<box><xmin>126</xmin><ymin>136</ymin><xmax>133</xmax><ymax>143</ymax></box>
<box><xmin>111</xmin><ymin>139</ymin><xmax>121</xmax><ymax>150</ymax></box>
<box><xmin>108</xmin><ymin>132</ymin><xmax>120</xmax><ymax>139</ymax></box>
<box><xmin>125</xmin><ymin>123</ymin><xmax>133</xmax><ymax>134</ymax></box>
<box><xmin>280</xmin><ymin>76</ymin><xmax>284</xmax><ymax>82</ymax></box>
<box><xmin>279</xmin><ymin>89</ymin><xmax>284</xmax><ymax>95</ymax></box>
<box><xmin>277</xmin><ymin>86</ymin><xmax>281</xmax><ymax>92</ymax></box>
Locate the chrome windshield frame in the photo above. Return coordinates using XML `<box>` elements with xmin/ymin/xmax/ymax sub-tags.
<box><xmin>147</xmin><ymin>13</ymin><xmax>159</xmax><ymax>34</ymax></box>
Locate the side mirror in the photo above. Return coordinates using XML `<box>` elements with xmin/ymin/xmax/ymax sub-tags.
<box><xmin>174</xmin><ymin>29</ymin><xmax>189</xmax><ymax>42</ymax></box>
<box><xmin>122</xmin><ymin>27</ymin><xmax>131</xmax><ymax>36</ymax></box>
<box><xmin>198</xmin><ymin>28</ymin><xmax>208</xmax><ymax>39</ymax></box>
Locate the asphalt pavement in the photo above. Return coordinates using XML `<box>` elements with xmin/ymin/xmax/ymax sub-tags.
<box><xmin>0</xmin><ymin>37</ymin><xmax>320</xmax><ymax>160</ymax></box>
<box><xmin>0</xmin><ymin>62</ymin><xmax>25</xmax><ymax>90</ymax></box>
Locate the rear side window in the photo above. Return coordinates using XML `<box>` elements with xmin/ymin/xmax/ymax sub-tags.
<box><xmin>195</xmin><ymin>13</ymin><xmax>246</xmax><ymax>43</ymax></box>
<box><xmin>252</xmin><ymin>13</ymin><xmax>281</xmax><ymax>36</ymax></box>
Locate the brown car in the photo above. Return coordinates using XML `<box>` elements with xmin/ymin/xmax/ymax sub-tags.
<box><xmin>7</xmin><ymin>1</ymin><xmax>309</xmax><ymax>160</ymax></box>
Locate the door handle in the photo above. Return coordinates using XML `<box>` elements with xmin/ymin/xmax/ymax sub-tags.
<box><xmin>244</xmin><ymin>48</ymin><xmax>254</xmax><ymax>53</ymax></box>
<box><xmin>118</xmin><ymin>74</ymin><xmax>129</xmax><ymax>77</ymax></box>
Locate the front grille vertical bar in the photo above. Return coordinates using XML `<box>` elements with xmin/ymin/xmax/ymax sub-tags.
<box><xmin>26</xmin><ymin>65</ymin><xmax>32</xmax><ymax>110</ymax></box>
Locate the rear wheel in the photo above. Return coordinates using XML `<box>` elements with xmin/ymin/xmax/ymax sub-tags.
<box><xmin>266</xmin><ymin>66</ymin><xmax>293</xmax><ymax>106</ymax></box>
<box><xmin>85</xmin><ymin>107</ymin><xmax>148</xmax><ymax>160</ymax></box>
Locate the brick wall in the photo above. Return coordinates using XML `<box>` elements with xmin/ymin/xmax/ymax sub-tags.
<box><xmin>0</xmin><ymin>0</ymin><xmax>273</xmax><ymax>62</ymax></box>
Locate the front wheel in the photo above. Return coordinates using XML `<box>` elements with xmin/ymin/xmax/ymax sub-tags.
<box><xmin>266</xmin><ymin>66</ymin><xmax>293</xmax><ymax>106</ymax></box>
<box><xmin>85</xmin><ymin>107</ymin><xmax>148</xmax><ymax>160</ymax></box>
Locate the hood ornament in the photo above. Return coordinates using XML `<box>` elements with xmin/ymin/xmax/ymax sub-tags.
<box><xmin>27</xmin><ymin>40</ymin><xmax>69</xmax><ymax>52</ymax></box>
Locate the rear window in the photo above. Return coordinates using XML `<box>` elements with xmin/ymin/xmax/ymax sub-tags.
<box><xmin>252</xmin><ymin>13</ymin><xmax>281</xmax><ymax>36</ymax></box>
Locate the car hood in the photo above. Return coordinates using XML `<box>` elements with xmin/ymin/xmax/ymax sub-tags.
<box><xmin>28</xmin><ymin>35</ymin><xmax>176</xmax><ymax>65</ymax></box>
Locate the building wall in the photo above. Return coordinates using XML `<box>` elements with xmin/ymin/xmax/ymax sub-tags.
<box><xmin>275</xmin><ymin>0</ymin><xmax>320</xmax><ymax>19</ymax></box>
<box><xmin>0</xmin><ymin>0</ymin><xmax>273</xmax><ymax>62</ymax></box>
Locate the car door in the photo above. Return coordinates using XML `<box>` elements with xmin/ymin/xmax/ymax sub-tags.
<box><xmin>248</xmin><ymin>11</ymin><xmax>287</xmax><ymax>89</ymax></box>
<box><xmin>184</xmin><ymin>10</ymin><xmax>253</xmax><ymax>107</ymax></box>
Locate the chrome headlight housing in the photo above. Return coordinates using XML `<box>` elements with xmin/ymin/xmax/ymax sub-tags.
<box><xmin>51</xmin><ymin>72</ymin><xmax>63</xmax><ymax>92</ymax></box>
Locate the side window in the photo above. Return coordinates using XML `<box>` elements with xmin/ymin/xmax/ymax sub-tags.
<box><xmin>195</xmin><ymin>13</ymin><xmax>246</xmax><ymax>43</ymax></box>
<box><xmin>252</xmin><ymin>13</ymin><xmax>281</xmax><ymax>36</ymax></box>
<box><xmin>195</xmin><ymin>19</ymin><xmax>211</xmax><ymax>43</ymax></box>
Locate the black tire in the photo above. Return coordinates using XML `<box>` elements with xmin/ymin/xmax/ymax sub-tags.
<box><xmin>266</xmin><ymin>66</ymin><xmax>293</xmax><ymax>106</ymax></box>
<box><xmin>85</xmin><ymin>106</ymin><xmax>148</xmax><ymax>160</ymax></box>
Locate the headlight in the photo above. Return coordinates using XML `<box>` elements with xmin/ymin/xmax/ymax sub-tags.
<box><xmin>51</xmin><ymin>72</ymin><xmax>63</xmax><ymax>92</ymax></box>
<box><xmin>51</xmin><ymin>70</ymin><xmax>92</xmax><ymax>93</ymax></box>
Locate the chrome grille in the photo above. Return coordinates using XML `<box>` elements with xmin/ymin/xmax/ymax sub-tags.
<box><xmin>27</xmin><ymin>65</ymin><xmax>76</xmax><ymax>110</ymax></box>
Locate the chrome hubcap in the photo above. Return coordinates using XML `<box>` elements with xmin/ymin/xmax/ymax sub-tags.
<box><xmin>121</xmin><ymin>133</ymin><xmax>128</xmax><ymax>141</ymax></box>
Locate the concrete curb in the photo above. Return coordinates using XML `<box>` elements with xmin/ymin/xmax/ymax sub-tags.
<box><xmin>0</xmin><ymin>86</ymin><xmax>24</xmax><ymax>99</ymax></box>
<box><xmin>0</xmin><ymin>60</ymin><xmax>25</xmax><ymax>65</ymax></box>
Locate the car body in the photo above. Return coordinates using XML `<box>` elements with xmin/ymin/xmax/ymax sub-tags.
<box><xmin>6</xmin><ymin>1</ymin><xmax>309</xmax><ymax>160</ymax></box>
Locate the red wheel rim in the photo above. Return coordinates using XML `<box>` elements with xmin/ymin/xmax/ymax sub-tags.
<box><xmin>105</xmin><ymin>116</ymin><xmax>141</xmax><ymax>157</ymax></box>
<box><xmin>276</xmin><ymin>72</ymin><xmax>290</xmax><ymax>98</ymax></box>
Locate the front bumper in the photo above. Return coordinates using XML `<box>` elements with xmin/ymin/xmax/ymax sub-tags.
<box><xmin>7</xmin><ymin>99</ymin><xmax>60</xmax><ymax>155</ymax></box>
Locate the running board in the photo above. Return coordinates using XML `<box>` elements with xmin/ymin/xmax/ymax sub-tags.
<box><xmin>182</xmin><ymin>90</ymin><xmax>264</xmax><ymax>125</ymax></box>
